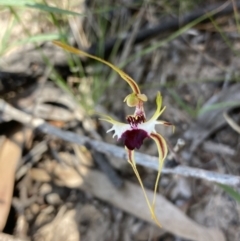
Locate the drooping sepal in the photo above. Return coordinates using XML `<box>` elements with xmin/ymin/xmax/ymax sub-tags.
<box><xmin>150</xmin><ymin>133</ymin><xmax>168</xmax><ymax>211</ymax></box>
<box><xmin>150</xmin><ymin>133</ymin><xmax>168</xmax><ymax>161</ymax></box>
<box><xmin>125</xmin><ymin>147</ymin><xmax>162</xmax><ymax>227</ymax></box>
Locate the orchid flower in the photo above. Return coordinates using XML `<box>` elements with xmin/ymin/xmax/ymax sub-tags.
<box><xmin>53</xmin><ymin>41</ymin><xmax>173</xmax><ymax>227</ymax></box>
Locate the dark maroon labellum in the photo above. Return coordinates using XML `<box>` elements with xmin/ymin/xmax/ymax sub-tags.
<box><xmin>121</xmin><ymin>129</ymin><xmax>149</xmax><ymax>150</ymax></box>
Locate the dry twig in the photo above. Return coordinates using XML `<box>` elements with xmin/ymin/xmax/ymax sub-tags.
<box><xmin>1</xmin><ymin>98</ymin><xmax>240</xmax><ymax>187</ymax></box>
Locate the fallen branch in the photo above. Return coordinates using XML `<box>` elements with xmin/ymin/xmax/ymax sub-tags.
<box><xmin>1</xmin><ymin>98</ymin><xmax>240</xmax><ymax>187</ymax></box>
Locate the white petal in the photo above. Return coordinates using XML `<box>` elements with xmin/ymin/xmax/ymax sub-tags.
<box><xmin>138</xmin><ymin>120</ymin><xmax>157</xmax><ymax>135</ymax></box>
<box><xmin>107</xmin><ymin>123</ymin><xmax>131</xmax><ymax>139</ymax></box>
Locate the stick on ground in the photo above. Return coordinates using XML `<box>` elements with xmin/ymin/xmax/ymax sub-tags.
<box><xmin>0</xmin><ymin>98</ymin><xmax>240</xmax><ymax>187</ymax></box>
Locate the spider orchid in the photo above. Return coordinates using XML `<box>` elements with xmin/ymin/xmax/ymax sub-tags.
<box><xmin>101</xmin><ymin>92</ymin><xmax>172</xmax><ymax>226</ymax></box>
<box><xmin>53</xmin><ymin>41</ymin><xmax>173</xmax><ymax>227</ymax></box>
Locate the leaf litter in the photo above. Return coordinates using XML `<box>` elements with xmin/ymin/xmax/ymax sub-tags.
<box><xmin>1</xmin><ymin>1</ymin><xmax>240</xmax><ymax>241</ymax></box>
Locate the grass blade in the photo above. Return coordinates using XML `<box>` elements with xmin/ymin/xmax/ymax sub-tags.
<box><xmin>0</xmin><ymin>0</ymin><xmax>83</xmax><ymax>16</ymax></box>
<box><xmin>218</xmin><ymin>184</ymin><xmax>240</xmax><ymax>203</ymax></box>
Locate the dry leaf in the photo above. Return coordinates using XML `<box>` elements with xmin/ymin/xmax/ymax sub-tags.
<box><xmin>0</xmin><ymin>126</ymin><xmax>32</xmax><ymax>231</ymax></box>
